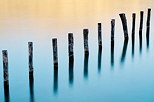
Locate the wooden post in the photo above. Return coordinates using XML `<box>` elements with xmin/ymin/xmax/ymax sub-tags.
<box><xmin>52</xmin><ymin>38</ymin><xmax>58</xmax><ymax>68</ymax></box>
<box><xmin>132</xmin><ymin>13</ymin><xmax>136</xmax><ymax>57</ymax></box>
<box><xmin>146</xmin><ymin>8</ymin><xmax>151</xmax><ymax>28</ymax></box>
<box><xmin>28</xmin><ymin>42</ymin><xmax>33</xmax><ymax>75</ymax></box>
<box><xmin>68</xmin><ymin>33</ymin><xmax>74</xmax><ymax>60</ymax></box>
<box><xmin>132</xmin><ymin>13</ymin><xmax>136</xmax><ymax>36</ymax></box>
<box><xmin>119</xmin><ymin>13</ymin><xmax>129</xmax><ymax>39</ymax></box>
<box><xmin>139</xmin><ymin>11</ymin><xmax>144</xmax><ymax>53</ymax></box>
<box><xmin>2</xmin><ymin>50</ymin><xmax>9</xmax><ymax>86</ymax></box>
<box><xmin>111</xmin><ymin>19</ymin><xmax>115</xmax><ymax>67</ymax></box>
<box><xmin>111</xmin><ymin>19</ymin><xmax>115</xmax><ymax>42</ymax></box>
<box><xmin>98</xmin><ymin>23</ymin><xmax>102</xmax><ymax>47</ymax></box>
<box><xmin>146</xmin><ymin>8</ymin><xmax>151</xmax><ymax>48</ymax></box>
<box><xmin>83</xmin><ymin>29</ymin><xmax>89</xmax><ymax>54</ymax></box>
<box><xmin>139</xmin><ymin>11</ymin><xmax>144</xmax><ymax>38</ymax></box>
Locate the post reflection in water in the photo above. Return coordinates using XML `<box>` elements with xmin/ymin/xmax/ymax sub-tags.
<box><xmin>53</xmin><ymin>66</ymin><xmax>58</xmax><ymax>94</ymax></box>
<box><xmin>98</xmin><ymin>46</ymin><xmax>102</xmax><ymax>73</ymax></box>
<box><xmin>4</xmin><ymin>83</ymin><xmax>10</xmax><ymax>102</ymax></box>
<box><xmin>69</xmin><ymin>57</ymin><xmax>74</xmax><ymax>86</ymax></box>
<box><xmin>84</xmin><ymin>54</ymin><xmax>89</xmax><ymax>79</ymax></box>
<box><xmin>111</xmin><ymin>41</ymin><xmax>114</xmax><ymax>67</ymax></box>
<box><xmin>120</xmin><ymin>39</ymin><xmax>129</xmax><ymax>64</ymax></box>
<box><xmin>29</xmin><ymin>74</ymin><xmax>35</xmax><ymax>102</ymax></box>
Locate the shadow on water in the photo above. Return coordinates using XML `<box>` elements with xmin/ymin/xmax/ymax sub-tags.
<box><xmin>4</xmin><ymin>83</ymin><xmax>10</xmax><ymax>102</ymax></box>
<box><xmin>120</xmin><ymin>39</ymin><xmax>129</xmax><ymax>64</ymax></box>
<box><xmin>53</xmin><ymin>66</ymin><xmax>58</xmax><ymax>95</ymax></box>
<box><xmin>69</xmin><ymin>57</ymin><xmax>74</xmax><ymax>86</ymax></box>
<box><xmin>111</xmin><ymin>41</ymin><xmax>114</xmax><ymax>68</ymax></box>
<box><xmin>29</xmin><ymin>74</ymin><xmax>35</xmax><ymax>102</ymax></box>
<box><xmin>98</xmin><ymin>46</ymin><xmax>102</xmax><ymax>73</ymax></box>
<box><xmin>84</xmin><ymin>53</ymin><xmax>89</xmax><ymax>79</ymax></box>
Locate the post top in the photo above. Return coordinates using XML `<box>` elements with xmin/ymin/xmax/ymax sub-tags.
<box><xmin>2</xmin><ymin>50</ymin><xmax>7</xmax><ymax>53</ymax></box>
<box><xmin>119</xmin><ymin>13</ymin><xmax>125</xmax><ymax>16</ymax></box>
<box><xmin>83</xmin><ymin>29</ymin><xmax>89</xmax><ymax>34</ymax></box>
<box><xmin>68</xmin><ymin>33</ymin><xmax>73</xmax><ymax>35</ymax></box>
<box><xmin>28</xmin><ymin>42</ymin><xmax>33</xmax><ymax>44</ymax></box>
<box><xmin>52</xmin><ymin>38</ymin><xmax>57</xmax><ymax>40</ymax></box>
<box><xmin>111</xmin><ymin>19</ymin><xmax>115</xmax><ymax>22</ymax></box>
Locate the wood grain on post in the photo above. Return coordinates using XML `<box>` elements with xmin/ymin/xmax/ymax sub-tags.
<box><xmin>111</xmin><ymin>19</ymin><xmax>115</xmax><ymax>42</ymax></box>
<box><xmin>98</xmin><ymin>23</ymin><xmax>102</xmax><ymax>47</ymax></box>
<box><xmin>68</xmin><ymin>33</ymin><xmax>74</xmax><ymax>60</ymax></box>
<box><xmin>119</xmin><ymin>13</ymin><xmax>129</xmax><ymax>39</ymax></box>
<box><xmin>52</xmin><ymin>38</ymin><xmax>58</xmax><ymax>68</ymax></box>
<box><xmin>2</xmin><ymin>50</ymin><xmax>9</xmax><ymax>85</ymax></box>
<box><xmin>83</xmin><ymin>29</ymin><xmax>89</xmax><ymax>54</ymax></box>
<box><xmin>28</xmin><ymin>42</ymin><xmax>33</xmax><ymax>75</ymax></box>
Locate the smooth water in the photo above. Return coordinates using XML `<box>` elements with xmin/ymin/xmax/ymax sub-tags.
<box><xmin>0</xmin><ymin>0</ymin><xmax>154</xmax><ymax>102</ymax></box>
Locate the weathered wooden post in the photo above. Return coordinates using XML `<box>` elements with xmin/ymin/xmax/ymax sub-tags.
<box><xmin>98</xmin><ymin>23</ymin><xmax>102</xmax><ymax>48</ymax></box>
<box><xmin>119</xmin><ymin>13</ymin><xmax>129</xmax><ymax>40</ymax></box>
<box><xmin>2</xmin><ymin>50</ymin><xmax>9</xmax><ymax>86</ymax></box>
<box><xmin>28</xmin><ymin>42</ymin><xmax>33</xmax><ymax>75</ymax></box>
<box><xmin>146</xmin><ymin>8</ymin><xmax>151</xmax><ymax>28</ymax></box>
<box><xmin>83</xmin><ymin>29</ymin><xmax>89</xmax><ymax>54</ymax></box>
<box><xmin>111</xmin><ymin>19</ymin><xmax>115</xmax><ymax>67</ymax></box>
<box><xmin>132</xmin><ymin>13</ymin><xmax>136</xmax><ymax>57</ymax></box>
<box><xmin>146</xmin><ymin>8</ymin><xmax>151</xmax><ymax>48</ymax></box>
<box><xmin>111</xmin><ymin>19</ymin><xmax>115</xmax><ymax>42</ymax></box>
<box><xmin>139</xmin><ymin>11</ymin><xmax>144</xmax><ymax>53</ymax></box>
<box><xmin>52</xmin><ymin>38</ymin><xmax>58</xmax><ymax>68</ymax></box>
<box><xmin>139</xmin><ymin>11</ymin><xmax>144</xmax><ymax>38</ymax></box>
<box><xmin>68</xmin><ymin>33</ymin><xmax>74</xmax><ymax>60</ymax></box>
<box><xmin>132</xmin><ymin>13</ymin><xmax>136</xmax><ymax>37</ymax></box>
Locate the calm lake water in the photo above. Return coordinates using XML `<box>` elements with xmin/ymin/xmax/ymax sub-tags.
<box><xmin>0</xmin><ymin>0</ymin><xmax>154</xmax><ymax>102</ymax></box>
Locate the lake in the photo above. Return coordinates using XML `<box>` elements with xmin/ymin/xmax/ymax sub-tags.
<box><xmin>0</xmin><ymin>0</ymin><xmax>154</xmax><ymax>102</ymax></box>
